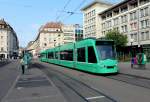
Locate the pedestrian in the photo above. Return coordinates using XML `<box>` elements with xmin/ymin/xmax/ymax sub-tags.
<box><xmin>143</xmin><ymin>53</ymin><xmax>147</xmax><ymax>68</ymax></box>
<box><xmin>134</xmin><ymin>56</ymin><xmax>137</xmax><ymax>65</ymax></box>
<box><xmin>131</xmin><ymin>57</ymin><xmax>134</xmax><ymax>68</ymax></box>
<box><xmin>20</xmin><ymin>57</ymin><xmax>25</xmax><ymax>74</ymax></box>
<box><xmin>143</xmin><ymin>53</ymin><xmax>147</xmax><ymax>63</ymax></box>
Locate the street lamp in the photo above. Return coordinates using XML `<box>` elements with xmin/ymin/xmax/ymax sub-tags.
<box><xmin>130</xmin><ymin>38</ymin><xmax>134</xmax><ymax>68</ymax></box>
<box><xmin>130</xmin><ymin>38</ymin><xmax>134</xmax><ymax>49</ymax></box>
<box><xmin>54</xmin><ymin>40</ymin><xmax>56</xmax><ymax>47</ymax></box>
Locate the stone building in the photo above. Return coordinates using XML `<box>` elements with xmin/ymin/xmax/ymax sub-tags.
<box><xmin>0</xmin><ymin>19</ymin><xmax>19</xmax><ymax>59</ymax></box>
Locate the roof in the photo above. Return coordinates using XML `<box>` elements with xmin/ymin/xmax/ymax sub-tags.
<box><xmin>43</xmin><ymin>22</ymin><xmax>62</xmax><ymax>29</ymax></box>
<box><xmin>81</xmin><ymin>0</ymin><xmax>113</xmax><ymax>11</ymax></box>
<box><xmin>99</xmin><ymin>0</ymin><xmax>131</xmax><ymax>15</ymax></box>
<box><xmin>0</xmin><ymin>18</ymin><xmax>7</xmax><ymax>25</ymax></box>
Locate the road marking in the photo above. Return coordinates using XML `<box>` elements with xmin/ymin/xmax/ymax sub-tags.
<box><xmin>86</xmin><ymin>96</ymin><xmax>105</xmax><ymax>100</ymax></box>
<box><xmin>18</xmin><ymin>79</ymin><xmax>47</xmax><ymax>83</ymax></box>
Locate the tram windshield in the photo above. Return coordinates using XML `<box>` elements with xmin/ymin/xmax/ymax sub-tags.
<box><xmin>96</xmin><ymin>41</ymin><xmax>116</xmax><ymax>60</ymax></box>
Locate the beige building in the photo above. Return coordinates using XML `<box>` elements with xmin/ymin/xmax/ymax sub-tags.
<box><xmin>27</xmin><ymin>22</ymin><xmax>83</xmax><ymax>54</ymax></box>
<box><xmin>0</xmin><ymin>19</ymin><xmax>19</xmax><ymax>59</ymax></box>
<box><xmin>36</xmin><ymin>22</ymin><xmax>63</xmax><ymax>52</ymax></box>
<box><xmin>62</xmin><ymin>24</ymin><xmax>75</xmax><ymax>44</ymax></box>
<box><xmin>81</xmin><ymin>0</ymin><xmax>112</xmax><ymax>38</ymax></box>
<box><xmin>62</xmin><ymin>24</ymin><xmax>82</xmax><ymax>44</ymax></box>
<box><xmin>99</xmin><ymin>0</ymin><xmax>150</xmax><ymax>47</ymax></box>
<box><xmin>82</xmin><ymin>0</ymin><xmax>150</xmax><ymax>60</ymax></box>
<box><xmin>26</xmin><ymin>40</ymin><xmax>39</xmax><ymax>58</ymax></box>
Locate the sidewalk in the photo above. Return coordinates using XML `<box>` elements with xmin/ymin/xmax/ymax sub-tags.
<box><xmin>119</xmin><ymin>62</ymin><xmax>150</xmax><ymax>78</ymax></box>
<box><xmin>2</xmin><ymin>67</ymin><xmax>67</xmax><ymax>102</ymax></box>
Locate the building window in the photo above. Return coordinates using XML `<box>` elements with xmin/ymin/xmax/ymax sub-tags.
<box><xmin>121</xmin><ymin>6</ymin><xmax>128</xmax><ymax>13</ymax></box>
<box><xmin>114</xmin><ymin>27</ymin><xmax>119</xmax><ymax>31</ymax></box>
<box><xmin>131</xmin><ymin>34</ymin><xmax>134</xmax><ymax>39</ymax></box>
<box><xmin>130</xmin><ymin>22</ymin><xmax>137</xmax><ymax>31</ymax></box>
<box><xmin>1</xmin><ymin>47</ymin><xmax>4</xmax><ymax>51</ymax></box>
<box><xmin>129</xmin><ymin>1</ymin><xmax>138</xmax><ymax>9</ymax></box>
<box><xmin>131</xmin><ymin>33</ymin><xmax>137</xmax><ymax>41</ymax></box>
<box><xmin>140</xmin><ymin>7</ymin><xmax>149</xmax><ymax>17</ymax></box>
<box><xmin>106</xmin><ymin>20</ymin><xmax>111</xmax><ymax>28</ymax></box>
<box><xmin>140</xmin><ymin>0</ymin><xmax>150</xmax><ymax>5</ymax></box>
<box><xmin>106</xmin><ymin>12</ymin><xmax>112</xmax><ymax>18</ymax></box>
<box><xmin>102</xmin><ymin>23</ymin><xmax>105</xmax><ymax>29</ymax></box>
<box><xmin>146</xmin><ymin>31</ymin><xmax>150</xmax><ymax>40</ymax></box>
<box><xmin>141</xmin><ymin>19</ymin><xmax>149</xmax><ymax>28</ymax></box>
<box><xmin>114</xmin><ymin>18</ymin><xmax>119</xmax><ymax>25</ymax></box>
<box><xmin>121</xmin><ymin>15</ymin><xmax>127</xmax><ymax>23</ymax></box>
<box><xmin>102</xmin><ymin>31</ymin><xmax>105</xmax><ymax>36</ymax></box>
<box><xmin>130</xmin><ymin>11</ymin><xmax>137</xmax><ymax>21</ymax></box>
<box><xmin>121</xmin><ymin>25</ymin><xmax>127</xmax><ymax>33</ymax></box>
<box><xmin>113</xmin><ymin>9</ymin><xmax>119</xmax><ymax>16</ymax></box>
<box><xmin>141</xmin><ymin>32</ymin><xmax>145</xmax><ymax>40</ymax></box>
<box><xmin>1</xmin><ymin>36</ymin><xmax>3</xmax><ymax>39</ymax></box>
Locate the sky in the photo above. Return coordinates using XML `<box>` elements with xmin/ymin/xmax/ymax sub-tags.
<box><xmin>0</xmin><ymin>0</ymin><xmax>123</xmax><ymax>47</ymax></box>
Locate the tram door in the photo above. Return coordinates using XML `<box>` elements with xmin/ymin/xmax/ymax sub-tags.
<box><xmin>86</xmin><ymin>46</ymin><xmax>98</xmax><ymax>72</ymax></box>
<box><xmin>75</xmin><ymin>47</ymin><xmax>87</xmax><ymax>70</ymax></box>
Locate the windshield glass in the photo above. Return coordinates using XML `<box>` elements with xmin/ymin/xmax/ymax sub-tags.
<box><xmin>96</xmin><ymin>45</ymin><xmax>115</xmax><ymax>60</ymax></box>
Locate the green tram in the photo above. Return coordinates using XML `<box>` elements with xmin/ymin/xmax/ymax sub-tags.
<box><xmin>40</xmin><ymin>39</ymin><xmax>119</xmax><ymax>74</ymax></box>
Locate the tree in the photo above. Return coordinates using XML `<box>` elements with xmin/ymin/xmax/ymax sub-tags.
<box><xmin>105</xmin><ymin>30</ymin><xmax>128</xmax><ymax>61</ymax></box>
<box><xmin>105</xmin><ymin>30</ymin><xmax>128</xmax><ymax>46</ymax></box>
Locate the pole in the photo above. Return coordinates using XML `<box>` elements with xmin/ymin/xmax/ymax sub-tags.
<box><xmin>131</xmin><ymin>41</ymin><xmax>133</xmax><ymax>68</ymax></box>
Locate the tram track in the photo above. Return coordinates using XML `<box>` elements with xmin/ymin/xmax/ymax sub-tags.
<box><xmin>106</xmin><ymin>73</ymin><xmax>150</xmax><ymax>89</ymax></box>
<box><xmin>34</xmin><ymin>62</ymin><xmax>117</xmax><ymax>102</ymax></box>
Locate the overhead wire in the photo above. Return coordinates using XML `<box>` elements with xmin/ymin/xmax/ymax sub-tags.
<box><xmin>62</xmin><ymin>0</ymin><xmax>87</xmax><ymax>22</ymax></box>
<box><xmin>55</xmin><ymin>0</ymin><xmax>72</xmax><ymax>21</ymax></box>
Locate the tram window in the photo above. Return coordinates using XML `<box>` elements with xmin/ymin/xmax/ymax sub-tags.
<box><xmin>48</xmin><ymin>52</ymin><xmax>54</xmax><ymax>59</ymax></box>
<box><xmin>66</xmin><ymin>50</ymin><xmax>73</xmax><ymax>61</ymax></box>
<box><xmin>60</xmin><ymin>50</ymin><xmax>73</xmax><ymax>61</ymax></box>
<box><xmin>60</xmin><ymin>51</ymin><xmax>65</xmax><ymax>60</ymax></box>
<box><xmin>88</xmin><ymin>46</ymin><xmax>97</xmax><ymax>63</ymax></box>
<box><xmin>77</xmin><ymin>47</ymin><xmax>85</xmax><ymax>62</ymax></box>
<box><xmin>55</xmin><ymin>52</ymin><xmax>59</xmax><ymax>59</ymax></box>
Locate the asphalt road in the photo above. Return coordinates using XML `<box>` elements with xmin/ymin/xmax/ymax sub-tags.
<box><xmin>36</xmin><ymin>61</ymin><xmax>150</xmax><ymax>102</ymax></box>
<box><xmin>0</xmin><ymin>60</ymin><xmax>20</xmax><ymax>101</ymax></box>
<box><xmin>2</xmin><ymin>60</ymin><xmax>150</xmax><ymax>102</ymax></box>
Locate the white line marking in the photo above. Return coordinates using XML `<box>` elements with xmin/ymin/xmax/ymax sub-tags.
<box><xmin>18</xmin><ymin>79</ymin><xmax>47</xmax><ymax>83</ymax></box>
<box><xmin>86</xmin><ymin>96</ymin><xmax>105</xmax><ymax>100</ymax></box>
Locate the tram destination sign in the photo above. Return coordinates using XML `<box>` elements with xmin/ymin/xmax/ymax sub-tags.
<box><xmin>96</xmin><ymin>41</ymin><xmax>114</xmax><ymax>45</ymax></box>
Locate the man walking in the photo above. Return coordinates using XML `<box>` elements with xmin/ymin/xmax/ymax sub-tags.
<box><xmin>20</xmin><ymin>56</ymin><xmax>25</xmax><ymax>74</ymax></box>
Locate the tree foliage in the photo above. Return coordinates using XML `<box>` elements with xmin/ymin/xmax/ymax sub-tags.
<box><xmin>105</xmin><ymin>30</ymin><xmax>128</xmax><ymax>46</ymax></box>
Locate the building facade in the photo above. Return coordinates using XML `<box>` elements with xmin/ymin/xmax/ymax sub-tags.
<box><xmin>62</xmin><ymin>24</ymin><xmax>83</xmax><ymax>44</ymax></box>
<box><xmin>32</xmin><ymin>22</ymin><xmax>83</xmax><ymax>53</ymax></box>
<box><xmin>35</xmin><ymin>22</ymin><xmax>63</xmax><ymax>52</ymax></box>
<box><xmin>81</xmin><ymin>0</ymin><xmax>112</xmax><ymax>38</ymax></box>
<box><xmin>0</xmin><ymin>19</ymin><xmax>19</xmax><ymax>59</ymax></box>
<box><xmin>99</xmin><ymin>0</ymin><xmax>150</xmax><ymax>46</ymax></box>
<box><xmin>82</xmin><ymin>0</ymin><xmax>150</xmax><ymax>60</ymax></box>
<box><xmin>26</xmin><ymin>40</ymin><xmax>39</xmax><ymax>58</ymax></box>
<box><xmin>99</xmin><ymin>0</ymin><xmax>150</xmax><ymax>59</ymax></box>
<box><xmin>75</xmin><ymin>24</ymin><xmax>83</xmax><ymax>41</ymax></box>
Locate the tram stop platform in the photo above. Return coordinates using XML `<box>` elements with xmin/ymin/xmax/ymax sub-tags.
<box><xmin>119</xmin><ymin>62</ymin><xmax>150</xmax><ymax>79</ymax></box>
<box><xmin>1</xmin><ymin>67</ymin><xmax>67</xmax><ymax>102</ymax></box>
